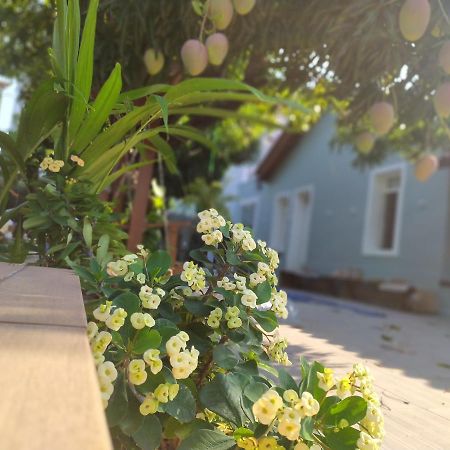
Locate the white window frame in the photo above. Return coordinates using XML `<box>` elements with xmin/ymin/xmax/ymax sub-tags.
<box><xmin>239</xmin><ymin>197</ymin><xmax>259</xmax><ymax>233</ymax></box>
<box><xmin>362</xmin><ymin>163</ymin><xmax>406</xmax><ymax>257</ymax></box>
<box><xmin>270</xmin><ymin>191</ymin><xmax>291</xmax><ymax>252</ymax></box>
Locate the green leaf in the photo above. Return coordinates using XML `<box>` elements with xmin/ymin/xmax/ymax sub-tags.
<box><xmin>96</xmin><ymin>234</ymin><xmax>110</xmax><ymax>266</ymax></box>
<box><xmin>160</xmin><ymin>383</ymin><xmax>196</xmax><ymax>423</ymax></box>
<box><xmin>146</xmin><ymin>250</ymin><xmax>171</xmax><ymax>278</ymax></box>
<box><xmin>133</xmin><ymin>329</ymin><xmax>162</xmax><ymax>354</ymax></box>
<box><xmin>178</xmin><ymin>429</ymin><xmax>236</xmax><ymax>450</ymax></box>
<box><xmin>252</xmin><ymin>310</ymin><xmax>278</xmax><ymax>332</ymax></box>
<box><xmin>73</xmin><ymin>63</ymin><xmax>122</xmax><ymax>152</ymax></box>
<box><xmin>199</xmin><ymin>374</ymin><xmax>248</xmax><ymax>426</ymax></box>
<box><xmin>132</xmin><ymin>415</ymin><xmax>162</xmax><ymax>450</ymax></box>
<box><xmin>68</xmin><ymin>0</ymin><xmax>99</xmax><ymax>142</ymax></box>
<box><xmin>148</xmin><ymin>135</ymin><xmax>178</xmax><ymax>174</ymax></box>
<box><xmin>112</xmin><ymin>292</ymin><xmax>141</xmax><ymax>315</ymax></box>
<box><xmin>301</xmin><ymin>361</ymin><xmax>326</xmax><ymax>403</ymax></box>
<box><xmin>233</xmin><ymin>428</ymin><xmax>254</xmax><ymax>439</ymax></box>
<box><xmin>106</xmin><ymin>371</ymin><xmax>128</xmax><ymax>426</ymax></box>
<box><xmin>153</xmin><ymin>95</ymin><xmax>169</xmax><ymax>133</ymax></box>
<box><xmin>243</xmin><ymin>382</ymin><xmax>269</xmax><ymax>403</ymax></box>
<box><xmin>322</xmin><ymin>396</ymin><xmax>367</xmax><ymax>428</ymax></box>
<box><xmin>278</xmin><ymin>367</ymin><xmax>298</xmax><ymax>391</ymax></box>
<box><xmin>83</xmin><ymin>217</ymin><xmax>93</xmax><ymax>248</ymax></box>
<box><xmin>300</xmin><ymin>416</ymin><xmax>315</xmax><ymax>441</ymax></box>
<box><xmin>213</xmin><ymin>342</ymin><xmax>241</xmax><ymax>369</ymax></box>
<box><xmin>225</xmin><ymin>249</ymin><xmax>240</xmax><ymax>265</ymax></box>
<box><xmin>255</xmin><ymin>281</ymin><xmax>272</xmax><ymax>304</ymax></box>
<box><xmin>184</xmin><ymin>298</ymin><xmax>214</xmax><ymax>316</ymax></box>
<box><xmin>323</xmin><ymin>427</ymin><xmax>361</xmax><ymax>450</ymax></box>
<box><xmin>0</xmin><ymin>131</ymin><xmax>24</xmax><ymax>172</ymax></box>
<box><xmin>120</xmin><ymin>388</ymin><xmax>144</xmax><ymax>436</ymax></box>
<box><xmin>16</xmin><ymin>80</ymin><xmax>68</xmax><ymax>158</ymax></box>
<box><xmin>164</xmin><ymin>418</ymin><xmax>212</xmax><ymax>440</ymax></box>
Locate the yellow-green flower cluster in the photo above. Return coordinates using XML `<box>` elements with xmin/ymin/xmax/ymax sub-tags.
<box><xmin>70</xmin><ymin>154</ymin><xmax>85</xmax><ymax>167</ymax></box>
<box><xmin>353</xmin><ymin>364</ymin><xmax>384</xmax><ymax>444</ymax></box>
<box><xmin>217</xmin><ymin>276</ymin><xmax>237</xmax><ymax>291</ymax></box>
<box><xmin>237</xmin><ymin>436</ymin><xmax>283</xmax><ymax>450</ymax></box>
<box><xmin>40</xmin><ymin>156</ymin><xmax>64</xmax><ymax>172</ymax></box>
<box><xmin>196</xmin><ymin>208</ymin><xmax>226</xmax><ymax>246</ymax></box>
<box><xmin>252</xmin><ymin>389</ymin><xmax>320</xmax><ymax>443</ymax></box>
<box><xmin>130</xmin><ymin>312</ymin><xmax>155</xmax><ymax>329</ymax></box>
<box><xmin>231</xmin><ymin>223</ymin><xmax>256</xmax><ymax>251</ymax></box>
<box><xmin>166</xmin><ymin>331</ymin><xmax>199</xmax><ymax>379</ymax></box>
<box><xmin>139</xmin><ymin>285</ymin><xmax>165</xmax><ymax>309</ymax></box>
<box><xmin>207</xmin><ymin>307</ymin><xmax>223</xmax><ymax>328</ymax></box>
<box><xmin>270</xmin><ymin>290</ymin><xmax>288</xmax><ymax>319</ymax></box>
<box><xmin>128</xmin><ymin>359</ymin><xmax>147</xmax><ymax>385</ymax></box>
<box><xmin>93</xmin><ymin>302</ymin><xmax>127</xmax><ymax>331</ymax></box>
<box><xmin>143</xmin><ymin>348</ymin><xmax>163</xmax><ymax>374</ymax></box>
<box><xmin>97</xmin><ymin>361</ymin><xmax>117</xmax><ymax>409</ymax></box>
<box><xmin>181</xmin><ymin>261</ymin><xmax>206</xmax><ymax>291</ymax></box>
<box><xmin>317</xmin><ymin>367</ymin><xmax>336</xmax><ymax>392</ymax></box>
<box><xmin>139</xmin><ymin>383</ymin><xmax>180</xmax><ymax>416</ymax></box>
<box><xmin>225</xmin><ymin>306</ymin><xmax>242</xmax><ymax>329</ymax></box>
<box><xmin>267</xmin><ymin>336</ymin><xmax>291</xmax><ymax>366</ymax></box>
<box><xmin>105</xmin><ymin>307</ymin><xmax>127</xmax><ymax>331</ymax></box>
<box><xmin>241</xmin><ymin>288</ymin><xmax>258</xmax><ymax>308</ymax></box>
<box><xmin>87</xmin><ymin>322</ymin><xmax>115</xmax><ymax>408</ymax></box>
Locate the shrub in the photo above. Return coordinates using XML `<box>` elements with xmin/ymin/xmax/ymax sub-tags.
<box><xmin>80</xmin><ymin>209</ymin><xmax>384</xmax><ymax>450</ymax></box>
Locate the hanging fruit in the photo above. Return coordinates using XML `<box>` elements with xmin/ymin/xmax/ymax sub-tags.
<box><xmin>143</xmin><ymin>49</ymin><xmax>165</xmax><ymax>76</ymax></box>
<box><xmin>399</xmin><ymin>0</ymin><xmax>431</xmax><ymax>42</ymax></box>
<box><xmin>208</xmin><ymin>0</ymin><xmax>234</xmax><ymax>30</ymax></box>
<box><xmin>355</xmin><ymin>132</ymin><xmax>375</xmax><ymax>154</ymax></box>
<box><xmin>433</xmin><ymin>82</ymin><xmax>450</xmax><ymax>118</ymax></box>
<box><xmin>438</xmin><ymin>41</ymin><xmax>450</xmax><ymax>75</ymax></box>
<box><xmin>206</xmin><ymin>33</ymin><xmax>229</xmax><ymax>65</ymax></box>
<box><xmin>415</xmin><ymin>154</ymin><xmax>439</xmax><ymax>182</ymax></box>
<box><xmin>233</xmin><ymin>0</ymin><xmax>256</xmax><ymax>15</ymax></box>
<box><xmin>368</xmin><ymin>102</ymin><xmax>395</xmax><ymax>136</ymax></box>
<box><xmin>181</xmin><ymin>39</ymin><xmax>208</xmax><ymax>76</ymax></box>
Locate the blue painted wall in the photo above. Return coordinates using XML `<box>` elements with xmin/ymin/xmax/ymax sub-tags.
<box><xmin>226</xmin><ymin>114</ymin><xmax>450</xmax><ymax>314</ymax></box>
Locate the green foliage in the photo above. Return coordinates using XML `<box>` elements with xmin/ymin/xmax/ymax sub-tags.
<box><xmin>77</xmin><ymin>208</ymin><xmax>383</xmax><ymax>450</ymax></box>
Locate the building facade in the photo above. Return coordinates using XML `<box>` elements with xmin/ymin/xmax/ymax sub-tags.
<box><xmin>224</xmin><ymin>114</ymin><xmax>450</xmax><ymax>315</ymax></box>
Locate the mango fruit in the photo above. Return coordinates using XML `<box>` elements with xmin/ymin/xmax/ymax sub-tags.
<box><xmin>181</xmin><ymin>39</ymin><xmax>208</xmax><ymax>76</ymax></box>
<box><xmin>433</xmin><ymin>82</ymin><xmax>450</xmax><ymax>118</ymax></box>
<box><xmin>206</xmin><ymin>33</ymin><xmax>229</xmax><ymax>65</ymax></box>
<box><xmin>438</xmin><ymin>40</ymin><xmax>450</xmax><ymax>74</ymax></box>
<box><xmin>233</xmin><ymin>0</ymin><xmax>256</xmax><ymax>15</ymax></box>
<box><xmin>399</xmin><ymin>0</ymin><xmax>430</xmax><ymax>42</ymax></box>
<box><xmin>208</xmin><ymin>0</ymin><xmax>234</xmax><ymax>30</ymax></box>
<box><xmin>415</xmin><ymin>154</ymin><xmax>439</xmax><ymax>182</ymax></box>
<box><xmin>143</xmin><ymin>49</ymin><xmax>165</xmax><ymax>76</ymax></box>
<box><xmin>368</xmin><ymin>102</ymin><xmax>395</xmax><ymax>136</ymax></box>
<box><xmin>355</xmin><ymin>132</ymin><xmax>375</xmax><ymax>154</ymax></box>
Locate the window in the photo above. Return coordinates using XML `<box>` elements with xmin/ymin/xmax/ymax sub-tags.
<box><xmin>363</xmin><ymin>165</ymin><xmax>405</xmax><ymax>256</ymax></box>
<box><xmin>271</xmin><ymin>194</ymin><xmax>291</xmax><ymax>252</ymax></box>
<box><xmin>240</xmin><ymin>200</ymin><xmax>257</xmax><ymax>230</ymax></box>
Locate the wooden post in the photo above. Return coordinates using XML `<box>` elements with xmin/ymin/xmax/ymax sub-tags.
<box><xmin>0</xmin><ymin>263</ymin><xmax>113</xmax><ymax>450</ymax></box>
<box><xmin>127</xmin><ymin>150</ymin><xmax>156</xmax><ymax>251</ymax></box>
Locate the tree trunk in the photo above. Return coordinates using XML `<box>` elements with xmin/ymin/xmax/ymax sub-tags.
<box><xmin>127</xmin><ymin>150</ymin><xmax>155</xmax><ymax>250</ymax></box>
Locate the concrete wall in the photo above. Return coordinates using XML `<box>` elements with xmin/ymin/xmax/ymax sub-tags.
<box><xmin>226</xmin><ymin>114</ymin><xmax>450</xmax><ymax>314</ymax></box>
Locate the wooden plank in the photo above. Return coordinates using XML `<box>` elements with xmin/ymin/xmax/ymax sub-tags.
<box><xmin>0</xmin><ymin>264</ymin><xmax>86</xmax><ymax>328</ymax></box>
<box><xmin>0</xmin><ymin>322</ymin><xmax>112</xmax><ymax>450</ymax></box>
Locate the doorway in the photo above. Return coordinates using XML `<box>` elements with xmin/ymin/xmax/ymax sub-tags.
<box><xmin>285</xmin><ymin>186</ymin><xmax>314</xmax><ymax>273</ymax></box>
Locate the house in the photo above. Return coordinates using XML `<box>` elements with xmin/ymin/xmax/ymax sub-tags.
<box><xmin>0</xmin><ymin>76</ymin><xmax>20</xmax><ymax>132</ymax></box>
<box><xmin>223</xmin><ymin>114</ymin><xmax>450</xmax><ymax>316</ymax></box>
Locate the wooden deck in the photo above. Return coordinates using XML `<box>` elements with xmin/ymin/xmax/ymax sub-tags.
<box><xmin>282</xmin><ymin>290</ymin><xmax>450</xmax><ymax>450</ymax></box>
<box><xmin>0</xmin><ymin>263</ymin><xmax>112</xmax><ymax>450</ymax></box>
